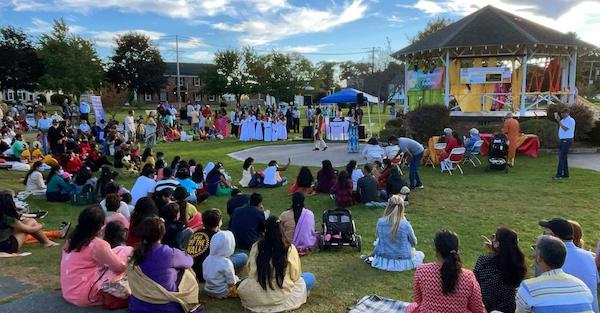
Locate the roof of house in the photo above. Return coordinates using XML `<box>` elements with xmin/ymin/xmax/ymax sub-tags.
<box><xmin>393</xmin><ymin>5</ymin><xmax>596</xmax><ymax>59</ymax></box>
<box><xmin>164</xmin><ymin>62</ymin><xmax>211</xmax><ymax>76</ymax></box>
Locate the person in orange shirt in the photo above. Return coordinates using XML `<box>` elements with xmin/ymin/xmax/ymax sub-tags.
<box><xmin>502</xmin><ymin>113</ymin><xmax>520</xmax><ymax>166</ymax></box>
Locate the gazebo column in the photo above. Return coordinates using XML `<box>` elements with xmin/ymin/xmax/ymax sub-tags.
<box><xmin>444</xmin><ymin>51</ymin><xmax>450</xmax><ymax>107</ymax></box>
<box><xmin>568</xmin><ymin>50</ymin><xmax>578</xmax><ymax>105</ymax></box>
<box><xmin>519</xmin><ymin>50</ymin><xmax>528</xmax><ymax>116</ymax></box>
<box><xmin>404</xmin><ymin>62</ymin><xmax>409</xmax><ymax>113</ymax></box>
<box><xmin>561</xmin><ymin>56</ymin><xmax>569</xmax><ymax>103</ymax></box>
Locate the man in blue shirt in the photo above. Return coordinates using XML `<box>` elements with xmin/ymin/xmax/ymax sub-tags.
<box><xmin>37</xmin><ymin>111</ymin><xmax>53</xmax><ymax>155</ymax></box>
<box><xmin>229</xmin><ymin>192</ymin><xmax>266</xmax><ymax>251</ymax></box>
<box><xmin>554</xmin><ymin>108</ymin><xmax>575</xmax><ymax>179</ymax></box>
<box><xmin>391</xmin><ymin>136</ymin><xmax>425</xmax><ymax>190</ymax></box>
<box><xmin>538</xmin><ymin>218</ymin><xmax>599</xmax><ymax>312</ymax></box>
<box><xmin>79</xmin><ymin>102</ymin><xmax>90</xmax><ymax>122</ymax></box>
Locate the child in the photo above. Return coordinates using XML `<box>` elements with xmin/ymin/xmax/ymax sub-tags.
<box><xmin>155</xmin><ymin>159</ymin><xmax>165</xmax><ymax>181</ymax></box>
<box><xmin>104</xmin><ymin>220</ymin><xmax>128</xmax><ymax>249</ymax></box>
<box><xmin>159</xmin><ymin>202</ymin><xmax>193</xmax><ymax>250</ymax></box>
<box><xmin>31</xmin><ymin>141</ymin><xmax>43</xmax><ymax>162</ymax></box>
<box><xmin>104</xmin><ymin>193</ymin><xmax>130</xmax><ymax>229</ymax></box>
<box><xmin>174</xmin><ymin>186</ymin><xmax>203</xmax><ymax>231</ymax></box>
<box><xmin>20</xmin><ymin>142</ymin><xmax>31</xmax><ymax>163</ymax></box>
<box><xmin>120</xmin><ymin>192</ymin><xmax>135</xmax><ymax>215</ymax></box>
<box><xmin>202</xmin><ymin>230</ymin><xmax>240</xmax><ymax>298</ymax></box>
<box><xmin>101</xmin><ymin>220</ymin><xmax>133</xmax><ymax>300</ymax></box>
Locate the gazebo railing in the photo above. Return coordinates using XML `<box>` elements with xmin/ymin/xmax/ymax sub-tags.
<box><xmin>523</xmin><ymin>92</ymin><xmax>570</xmax><ymax>111</ymax></box>
<box><xmin>481</xmin><ymin>92</ymin><xmax>513</xmax><ymax>112</ymax></box>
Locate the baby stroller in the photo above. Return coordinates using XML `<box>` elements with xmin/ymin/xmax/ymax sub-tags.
<box><xmin>318</xmin><ymin>208</ymin><xmax>361</xmax><ymax>251</ymax></box>
<box><xmin>487</xmin><ymin>134</ymin><xmax>509</xmax><ymax>173</ymax></box>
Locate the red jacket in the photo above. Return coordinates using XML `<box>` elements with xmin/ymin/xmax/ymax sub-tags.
<box><xmin>64</xmin><ymin>156</ymin><xmax>83</xmax><ymax>174</ymax></box>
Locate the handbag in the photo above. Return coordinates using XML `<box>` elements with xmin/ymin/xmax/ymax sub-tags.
<box><xmin>215</xmin><ymin>183</ymin><xmax>231</xmax><ymax>197</ymax></box>
<box><xmin>88</xmin><ymin>268</ymin><xmax>130</xmax><ymax>310</ymax></box>
<box><xmin>71</xmin><ymin>184</ymin><xmax>96</xmax><ymax>206</ymax></box>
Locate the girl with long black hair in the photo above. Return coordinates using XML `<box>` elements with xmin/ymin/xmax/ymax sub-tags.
<box><xmin>127</xmin><ymin>196</ymin><xmax>158</xmax><ymax>246</ymax></box>
<box><xmin>331</xmin><ymin>170</ymin><xmax>353</xmax><ymax>208</ymax></box>
<box><xmin>60</xmin><ymin>206</ymin><xmax>128</xmax><ymax>307</ymax></box>
<box><xmin>474</xmin><ymin>227</ymin><xmax>527</xmax><ymax>313</ymax></box>
<box><xmin>315</xmin><ymin>159</ymin><xmax>337</xmax><ymax>193</ymax></box>
<box><xmin>279</xmin><ymin>192</ymin><xmax>318</xmax><ymax>251</ymax></box>
<box><xmin>24</xmin><ymin>161</ymin><xmax>47</xmax><ymax>195</ymax></box>
<box><xmin>238</xmin><ymin>216</ymin><xmax>316</xmax><ymax>312</ymax></box>
<box><xmin>407</xmin><ymin>230</ymin><xmax>486</xmax><ymax>313</ymax></box>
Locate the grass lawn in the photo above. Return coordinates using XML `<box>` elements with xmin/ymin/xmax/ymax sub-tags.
<box><xmin>1</xmin><ymin>137</ymin><xmax>600</xmax><ymax>312</ymax></box>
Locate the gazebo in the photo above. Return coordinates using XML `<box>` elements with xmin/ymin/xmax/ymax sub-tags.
<box><xmin>392</xmin><ymin>5</ymin><xmax>597</xmax><ymax>117</ymax></box>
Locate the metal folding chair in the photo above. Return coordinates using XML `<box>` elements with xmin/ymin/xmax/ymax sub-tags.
<box><xmin>442</xmin><ymin>147</ymin><xmax>466</xmax><ymax>175</ymax></box>
<box><xmin>463</xmin><ymin>140</ymin><xmax>484</xmax><ymax>167</ymax></box>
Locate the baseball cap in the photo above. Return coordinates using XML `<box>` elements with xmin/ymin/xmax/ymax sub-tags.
<box><xmin>539</xmin><ymin>218</ymin><xmax>573</xmax><ymax>240</ymax></box>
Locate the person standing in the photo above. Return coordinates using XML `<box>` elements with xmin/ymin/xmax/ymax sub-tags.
<box><xmin>37</xmin><ymin>110</ymin><xmax>52</xmax><ymax>155</ymax></box>
<box><xmin>292</xmin><ymin>106</ymin><xmax>300</xmax><ymax>133</ymax></box>
<box><xmin>313</xmin><ymin>108</ymin><xmax>327</xmax><ymax>151</ymax></box>
<box><xmin>502</xmin><ymin>112</ymin><xmax>520</xmax><ymax>167</ymax></box>
<box><xmin>347</xmin><ymin>110</ymin><xmax>359</xmax><ymax>153</ymax></box>
<box><xmin>393</xmin><ymin>136</ymin><xmax>425</xmax><ymax>190</ymax></box>
<box><xmin>554</xmin><ymin>108</ymin><xmax>575</xmax><ymax>180</ymax></box>
<box><xmin>79</xmin><ymin>101</ymin><xmax>90</xmax><ymax>123</ymax></box>
<box><xmin>124</xmin><ymin>110</ymin><xmax>136</xmax><ymax>142</ymax></box>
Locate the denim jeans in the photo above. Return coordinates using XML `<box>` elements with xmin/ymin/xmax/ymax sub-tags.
<box><xmin>230</xmin><ymin>252</ymin><xmax>248</xmax><ymax>270</ymax></box>
<box><xmin>556</xmin><ymin>139</ymin><xmax>572</xmax><ymax>178</ymax></box>
<box><xmin>301</xmin><ymin>272</ymin><xmax>316</xmax><ymax>291</ymax></box>
<box><xmin>41</xmin><ymin>133</ymin><xmax>49</xmax><ymax>155</ymax></box>
<box><xmin>409</xmin><ymin>152</ymin><xmax>423</xmax><ymax>188</ymax></box>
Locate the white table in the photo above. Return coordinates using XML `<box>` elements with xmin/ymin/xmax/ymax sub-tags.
<box><xmin>326</xmin><ymin>120</ymin><xmax>348</xmax><ymax>140</ymax></box>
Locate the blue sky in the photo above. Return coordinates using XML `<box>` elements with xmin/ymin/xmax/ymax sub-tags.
<box><xmin>1</xmin><ymin>0</ymin><xmax>599</xmax><ymax>64</ymax></box>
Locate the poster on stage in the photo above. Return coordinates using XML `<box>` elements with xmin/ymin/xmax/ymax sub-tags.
<box><xmin>90</xmin><ymin>95</ymin><xmax>105</xmax><ymax>126</ymax></box>
<box><xmin>406</xmin><ymin>68</ymin><xmax>444</xmax><ymax>91</ymax></box>
<box><xmin>460</xmin><ymin>67</ymin><xmax>512</xmax><ymax>84</ymax></box>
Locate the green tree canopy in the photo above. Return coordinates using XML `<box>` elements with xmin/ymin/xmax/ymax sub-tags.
<box><xmin>0</xmin><ymin>26</ymin><xmax>44</xmax><ymax>92</ymax></box>
<box><xmin>38</xmin><ymin>19</ymin><xmax>103</xmax><ymax>97</ymax></box>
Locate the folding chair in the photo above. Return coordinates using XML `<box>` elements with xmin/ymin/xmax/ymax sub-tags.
<box><xmin>425</xmin><ymin>143</ymin><xmax>447</xmax><ymax>168</ymax></box>
<box><xmin>442</xmin><ymin>147</ymin><xmax>466</xmax><ymax>175</ymax></box>
<box><xmin>463</xmin><ymin>140</ymin><xmax>484</xmax><ymax>167</ymax></box>
<box><xmin>390</xmin><ymin>152</ymin><xmax>404</xmax><ymax>175</ymax></box>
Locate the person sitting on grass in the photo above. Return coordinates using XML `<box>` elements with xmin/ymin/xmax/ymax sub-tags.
<box><xmin>203</xmin><ymin>230</ymin><xmax>240</xmax><ymax>298</ymax></box>
<box><xmin>385</xmin><ymin>166</ymin><xmax>410</xmax><ymax>203</ymax></box>
<box><xmin>46</xmin><ymin>165</ymin><xmax>75</xmax><ymax>202</ymax></box>
<box><xmin>173</xmin><ymin>186</ymin><xmax>203</xmax><ymax>231</ymax></box>
<box><xmin>238</xmin><ymin>216</ymin><xmax>316</xmax><ymax>312</ymax></box>
<box><xmin>60</xmin><ymin>206</ymin><xmax>130</xmax><ymax>308</ymax></box>
<box><xmin>104</xmin><ymin>193</ymin><xmax>130</xmax><ymax>230</ymax></box>
<box><xmin>155</xmin><ymin>159</ymin><xmax>165</xmax><ymax>181</ymax></box>
<box><xmin>128</xmin><ymin>217</ymin><xmax>202</xmax><ymax>313</ymax></box>
<box><xmin>288</xmin><ymin>166</ymin><xmax>316</xmax><ymax>196</ymax></box>
<box><xmin>406</xmin><ymin>230</ymin><xmax>485</xmax><ymax>313</ymax></box>
<box><xmin>229</xmin><ymin>192</ymin><xmax>267</xmax><ymax>251</ymax></box>
<box><xmin>357</xmin><ymin>164</ymin><xmax>387</xmax><ymax>208</ymax></box>
<box><xmin>331</xmin><ymin>170</ymin><xmax>354</xmax><ymax>208</ymax></box>
<box><xmin>23</xmin><ymin>161</ymin><xmax>47</xmax><ymax>195</ymax></box>
<box><xmin>315</xmin><ymin>160</ymin><xmax>337</xmax><ymax>194</ymax></box>
<box><xmin>279</xmin><ymin>192</ymin><xmax>318</xmax><ymax>254</ymax></box>
<box><xmin>130</xmin><ymin>164</ymin><xmax>156</xmax><ymax>206</ymax></box>
<box><xmin>159</xmin><ymin>202</ymin><xmax>193</xmax><ymax>251</ymax></box>
<box><xmin>206</xmin><ymin>162</ymin><xmax>234</xmax><ymax>196</ymax></box>
<box><xmin>176</xmin><ymin>167</ymin><xmax>202</xmax><ymax>203</ymax></box>
<box><xmin>362</xmin><ymin>195</ymin><xmax>424</xmax><ymax>272</ymax></box>
<box><xmin>263</xmin><ymin>158</ymin><xmax>291</xmax><ymax>188</ymax></box>
<box><xmin>0</xmin><ymin>191</ymin><xmax>61</xmax><ymax>255</ymax></box>
<box><xmin>239</xmin><ymin>157</ymin><xmax>255</xmax><ymax>188</ymax></box>
<box><xmin>127</xmin><ymin>197</ymin><xmax>158</xmax><ymax>246</ymax></box>
<box><xmin>474</xmin><ymin>227</ymin><xmax>527</xmax><ymax>313</ymax></box>
<box><xmin>99</xmin><ymin>183</ymin><xmax>132</xmax><ymax>219</ymax></box>
<box><xmin>346</xmin><ymin>160</ymin><xmax>364</xmax><ymax>192</ymax></box>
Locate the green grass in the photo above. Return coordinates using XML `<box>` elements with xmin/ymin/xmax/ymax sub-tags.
<box><xmin>3</xmin><ymin>116</ymin><xmax>600</xmax><ymax>312</ymax></box>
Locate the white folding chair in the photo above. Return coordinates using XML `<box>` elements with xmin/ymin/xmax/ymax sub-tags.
<box><xmin>426</xmin><ymin>143</ymin><xmax>447</xmax><ymax>168</ymax></box>
<box><xmin>442</xmin><ymin>147</ymin><xmax>466</xmax><ymax>175</ymax></box>
<box><xmin>463</xmin><ymin>140</ymin><xmax>484</xmax><ymax>167</ymax></box>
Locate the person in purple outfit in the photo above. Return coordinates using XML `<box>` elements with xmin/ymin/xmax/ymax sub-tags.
<box><xmin>128</xmin><ymin>217</ymin><xmax>203</xmax><ymax>313</ymax></box>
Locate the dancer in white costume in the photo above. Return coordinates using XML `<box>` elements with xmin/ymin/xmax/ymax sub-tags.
<box><xmin>278</xmin><ymin>116</ymin><xmax>287</xmax><ymax>140</ymax></box>
<box><xmin>263</xmin><ymin>118</ymin><xmax>272</xmax><ymax>142</ymax></box>
<box><xmin>254</xmin><ymin>115</ymin><xmax>263</xmax><ymax>140</ymax></box>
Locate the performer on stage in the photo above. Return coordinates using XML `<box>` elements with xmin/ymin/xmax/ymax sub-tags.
<box><xmin>313</xmin><ymin>108</ymin><xmax>327</xmax><ymax>151</ymax></box>
<box><xmin>347</xmin><ymin>109</ymin><xmax>359</xmax><ymax>153</ymax></box>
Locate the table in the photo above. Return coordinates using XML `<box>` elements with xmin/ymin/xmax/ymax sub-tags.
<box><xmin>326</xmin><ymin>120</ymin><xmax>348</xmax><ymax>141</ymax></box>
<box><xmin>479</xmin><ymin>133</ymin><xmax>540</xmax><ymax>158</ymax></box>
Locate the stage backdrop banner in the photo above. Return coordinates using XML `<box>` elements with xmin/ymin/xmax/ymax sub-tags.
<box><xmin>407</xmin><ymin>68</ymin><xmax>444</xmax><ymax>91</ymax></box>
<box><xmin>90</xmin><ymin>95</ymin><xmax>105</xmax><ymax>126</ymax></box>
<box><xmin>460</xmin><ymin>67</ymin><xmax>512</xmax><ymax>84</ymax></box>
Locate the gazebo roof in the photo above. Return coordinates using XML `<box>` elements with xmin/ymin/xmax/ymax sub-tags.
<box><xmin>393</xmin><ymin>5</ymin><xmax>596</xmax><ymax>59</ymax></box>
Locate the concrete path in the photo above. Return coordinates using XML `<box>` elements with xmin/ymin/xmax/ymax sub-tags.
<box><xmin>0</xmin><ymin>276</ymin><xmax>32</xmax><ymax>303</ymax></box>
<box><xmin>228</xmin><ymin>143</ymin><xmax>367</xmax><ymax>167</ymax></box>
<box><xmin>569</xmin><ymin>153</ymin><xmax>600</xmax><ymax>172</ymax></box>
<box><xmin>0</xmin><ymin>291</ymin><xmax>127</xmax><ymax>313</ymax></box>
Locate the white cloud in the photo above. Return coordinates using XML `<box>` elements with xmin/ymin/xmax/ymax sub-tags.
<box><xmin>405</xmin><ymin>0</ymin><xmax>600</xmax><ymax>46</ymax></box>
<box><xmin>280</xmin><ymin>44</ymin><xmax>330</xmax><ymax>53</ymax></box>
<box><xmin>215</xmin><ymin>0</ymin><xmax>368</xmax><ymax>46</ymax></box>
<box><xmin>90</xmin><ymin>29</ymin><xmax>166</xmax><ymax>48</ymax></box>
<box><xmin>185</xmin><ymin>50</ymin><xmax>215</xmax><ymax>63</ymax></box>
<box><xmin>26</xmin><ymin>17</ymin><xmax>85</xmax><ymax>34</ymax></box>
<box><xmin>387</xmin><ymin>14</ymin><xmax>404</xmax><ymax>23</ymax></box>
<box><xmin>164</xmin><ymin>37</ymin><xmax>208</xmax><ymax>49</ymax></box>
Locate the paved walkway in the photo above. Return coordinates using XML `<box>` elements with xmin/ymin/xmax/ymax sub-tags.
<box><xmin>228</xmin><ymin>143</ymin><xmax>366</xmax><ymax>167</ymax></box>
<box><xmin>570</xmin><ymin>153</ymin><xmax>600</xmax><ymax>172</ymax></box>
<box><xmin>0</xmin><ymin>290</ymin><xmax>127</xmax><ymax>313</ymax></box>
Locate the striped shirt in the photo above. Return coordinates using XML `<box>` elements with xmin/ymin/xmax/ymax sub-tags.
<box><xmin>516</xmin><ymin>269</ymin><xmax>593</xmax><ymax>313</ymax></box>
<box><xmin>154</xmin><ymin>178</ymin><xmax>180</xmax><ymax>193</ymax></box>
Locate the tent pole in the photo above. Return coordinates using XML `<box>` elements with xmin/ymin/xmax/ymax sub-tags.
<box><xmin>444</xmin><ymin>51</ymin><xmax>450</xmax><ymax>107</ymax></box>
<box><xmin>367</xmin><ymin>102</ymin><xmax>373</xmax><ymax>138</ymax></box>
<box><xmin>520</xmin><ymin>50</ymin><xmax>528</xmax><ymax>116</ymax></box>
<box><xmin>378</xmin><ymin>102</ymin><xmax>382</xmax><ymax>131</ymax></box>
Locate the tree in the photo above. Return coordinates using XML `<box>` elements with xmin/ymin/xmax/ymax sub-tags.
<box><xmin>339</xmin><ymin>61</ymin><xmax>370</xmax><ymax>81</ymax></box>
<box><xmin>410</xmin><ymin>17</ymin><xmax>452</xmax><ymax>43</ymax></box>
<box><xmin>38</xmin><ymin>19</ymin><xmax>103</xmax><ymax>97</ymax></box>
<box><xmin>314</xmin><ymin>61</ymin><xmax>338</xmax><ymax>91</ymax></box>
<box><xmin>106</xmin><ymin>33</ymin><xmax>166</xmax><ymax>98</ymax></box>
<box><xmin>260</xmin><ymin>52</ymin><xmax>315</xmax><ymax>102</ymax></box>
<box><xmin>198</xmin><ymin>64</ymin><xmax>227</xmax><ymax>97</ymax></box>
<box><xmin>213</xmin><ymin>47</ymin><xmax>261</xmax><ymax>104</ymax></box>
<box><xmin>0</xmin><ymin>26</ymin><xmax>44</xmax><ymax>92</ymax></box>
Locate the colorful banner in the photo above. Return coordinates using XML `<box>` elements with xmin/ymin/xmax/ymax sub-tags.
<box><xmin>406</xmin><ymin>68</ymin><xmax>444</xmax><ymax>91</ymax></box>
<box><xmin>90</xmin><ymin>95</ymin><xmax>105</xmax><ymax>126</ymax></box>
<box><xmin>460</xmin><ymin>67</ymin><xmax>512</xmax><ymax>84</ymax></box>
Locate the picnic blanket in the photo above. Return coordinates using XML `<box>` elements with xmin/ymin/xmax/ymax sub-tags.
<box><xmin>349</xmin><ymin>295</ymin><xmax>408</xmax><ymax>313</ymax></box>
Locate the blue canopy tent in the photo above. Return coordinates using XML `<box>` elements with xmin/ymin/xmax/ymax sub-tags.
<box><xmin>319</xmin><ymin>88</ymin><xmax>378</xmax><ymax>137</ymax></box>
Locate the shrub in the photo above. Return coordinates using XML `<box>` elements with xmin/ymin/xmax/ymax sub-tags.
<box><xmin>546</xmin><ymin>103</ymin><xmax>593</xmax><ymax>141</ymax></box>
<box><xmin>587</xmin><ymin>121</ymin><xmax>600</xmax><ymax>146</ymax></box>
<box><xmin>36</xmin><ymin>94</ymin><xmax>47</xmax><ymax>105</ymax></box>
<box><xmin>378</xmin><ymin>117</ymin><xmax>406</xmax><ymax>140</ymax></box>
<box><xmin>50</xmin><ymin>94</ymin><xmax>73</xmax><ymax>105</ymax></box>
<box><xmin>520</xmin><ymin>119</ymin><xmax>559</xmax><ymax>148</ymax></box>
<box><xmin>404</xmin><ymin>105</ymin><xmax>450</xmax><ymax>142</ymax></box>
<box><xmin>475</xmin><ymin>123</ymin><xmax>501</xmax><ymax>134</ymax></box>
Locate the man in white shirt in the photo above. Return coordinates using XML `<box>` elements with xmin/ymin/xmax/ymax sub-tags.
<box><xmin>79</xmin><ymin>102</ymin><xmax>90</xmax><ymax>122</ymax></box>
<box><xmin>186</xmin><ymin>102</ymin><xmax>194</xmax><ymax>125</ymax></box>
<box><xmin>124</xmin><ymin>110</ymin><xmax>136</xmax><ymax>142</ymax></box>
<box><xmin>554</xmin><ymin>108</ymin><xmax>575</xmax><ymax>179</ymax></box>
<box><xmin>292</xmin><ymin>106</ymin><xmax>300</xmax><ymax>133</ymax></box>
<box><xmin>79</xmin><ymin>120</ymin><xmax>91</xmax><ymax>135</ymax></box>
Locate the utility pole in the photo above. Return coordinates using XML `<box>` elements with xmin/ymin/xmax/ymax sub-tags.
<box><xmin>370</xmin><ymin>47</ymin><xmax>375</xmax><ymax>76</ymax></box>
<box><xmin>176</xmin><ymin>35</ymin><xmax>182</xmax><ymax>109</ymax></box>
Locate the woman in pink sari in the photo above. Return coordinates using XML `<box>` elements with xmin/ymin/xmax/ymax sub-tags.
<box><xmin>214</xmin><ymin>111</ymin><xmax>229</xmax><ymax>137</ymax></box>
<box><xmin>279</xmin><ymin>192</ymin><xmax>318</xmax><ymax>253</ymax></box>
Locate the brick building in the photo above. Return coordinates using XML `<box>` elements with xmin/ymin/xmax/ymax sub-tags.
<box><xmin>139</xmin><ymin>62</ymin><xmax>220</xmax><ymax>106</ymax></box>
